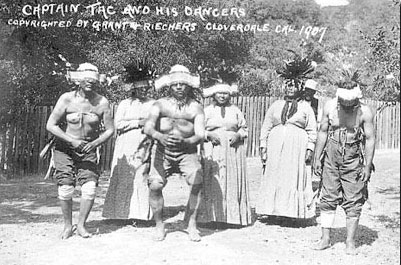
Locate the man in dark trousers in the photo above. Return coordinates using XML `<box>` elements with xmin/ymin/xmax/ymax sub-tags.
<box><xmin>312</xmin><ymin>71</ymin><xmax>375</xmax><ymax>255</ymax></box>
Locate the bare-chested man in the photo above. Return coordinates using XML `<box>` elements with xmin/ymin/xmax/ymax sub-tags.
<box><xmin>46</xmin><ymin>63</ymin><xmax>114</xmax><ymax>239</ymax></box>
<box><xmin>312</xmin><ymin>72</ymin><xmax>375</xmax><ymax>255</ymax></box>
<box><xmin>144</xmin><ymin>64</ymin><xmax>205</xmax><ymax>241</ymax></box>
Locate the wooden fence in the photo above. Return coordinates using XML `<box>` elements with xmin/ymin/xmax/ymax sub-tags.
<box><xmin>0</xmin><ymin>97</ymin><xmax>399</xmax><ymax>176</ymax></box>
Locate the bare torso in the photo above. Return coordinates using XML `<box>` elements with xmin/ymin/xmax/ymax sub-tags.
<box><xmin>157</xmin><ymin>98</ymin><xmax>198</xmax><ymax>139</ymax></box>
<box><xmin>327</xmin><ymin>99</ymin><xmax>367</xmax><ymax>142</ymax></box>
<box><xmin>314</xmin><ymin>98</ymin><xmax>375</xmax><ymax>182</ymax></box>
<box><xmin>144</xmin><ymin>95</ymin><xmax>205</xmax><ymax>153</ymax></box>
<box><xmin>62</xmin><ymin>92</ymin><xmax>104</xmax><ymax>140</ymax></box>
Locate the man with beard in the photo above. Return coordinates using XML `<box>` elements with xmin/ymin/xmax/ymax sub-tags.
<box><xmin>312</xmin><ymin>71</ymin><xmax>375</xmax><ymax>255</ymax></box>
<box><xmin>144</xmin><ymin>64</ymin><xmax>205</xmax><ymax>241</ymax></box>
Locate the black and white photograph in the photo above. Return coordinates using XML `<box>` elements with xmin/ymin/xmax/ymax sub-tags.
<box><xmin>0</xmin><ymin>0</ymin><xmax>399</xmax><ymax>264</ymax></box>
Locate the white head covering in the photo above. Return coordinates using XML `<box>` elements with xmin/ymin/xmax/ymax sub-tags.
<box><xmin>304</xmin><ymin>79</ymin><xmax>318</xmax><ymax>91</ymax></box>
<box><xmin>203</xmin><ymin>83</ymin><xmax>238</xmax><ymax>97</ymax></box>
<box><xmin>68</xmin><ymin>63</ymin><xmax>100</xmax><ymax>84</ymax></box>
<box><xmin>154</xmin><ymin>64</ymin><xmax>200</xmax><ymax>90</ymax></box>
<box><xmin>336</xmin><ymin>85</ymin><xmax>363</xmax><ymax>101</ymax></box>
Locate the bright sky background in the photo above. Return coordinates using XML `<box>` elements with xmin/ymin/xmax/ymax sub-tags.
<box><xmin>314</xmin><ymin>0</ymin><xmax>350</xmax><ymax>7</ymax></box>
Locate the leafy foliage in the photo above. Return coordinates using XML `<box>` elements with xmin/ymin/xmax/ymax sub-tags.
<box><xmin>239</xmin><ymin>0</ymin><xmax>324</xmax><ymax>96</ymax></box>
<box><xmin>0</xmin><ymin>0</ymin><xmax>400</xmax><ymax>129</ymax></box>
<box><xmin>0</xmin><ymin>0</ymin><xmax>253</xmax><ymax>125</ymax></box>
<box><xmin>361</xmin><ymin>22</ymin><xmax>400</xmax><ymax>102</ymax></box>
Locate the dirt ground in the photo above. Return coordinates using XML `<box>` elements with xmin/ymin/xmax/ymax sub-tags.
<box><xmin>0</xmin><ymin>149</ymin><xmax>399</xmax><ymax>265</ymax></box>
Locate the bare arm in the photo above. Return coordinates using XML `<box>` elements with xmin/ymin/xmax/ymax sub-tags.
<box><xmin>360</xmin><ymin>105</ymin><xmax>376</xmax><ymax>182</ymax></box>
<box><xmin>46</xmin><ymin>93</ymin><xmax>78</xmax><ymax>146</ymax></box>
<box><xmin>144</xmin><ymin>101</ymin><xmax>162</xmax><ymax>140</ymax></box>
<box><xmin>312</xmin><ymin>100</ymin><xmax>331</xmax><ymax>175</ymax></box>
<box><xmin>183</xmin><ymin>105</ymin><xmax>205</xmax><ymax>146</ymax></box>
<box><xmin>92</xmin><ymin>98</ymin><xmax>114</xmax><ymax>147</ymax></box>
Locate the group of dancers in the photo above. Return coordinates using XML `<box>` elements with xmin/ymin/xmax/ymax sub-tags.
<box><xmin>45</xmin><ymin>58</ymin><xmax>375</xmax><ymax>255</ymax></box>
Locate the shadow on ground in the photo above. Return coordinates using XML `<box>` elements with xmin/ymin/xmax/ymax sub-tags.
<box><xmin>258</xmin><ymin>215</ymin><xmax>318</xmax><ymax>228</ymax></box>
<box><xmin>371</xmin><ymin>214</ymin><xmax>400</xmax><ymax>229</ymax></box>
<box><xmin>0</xmin><ymin>179</ymin><xmax>60</xmax><ymax>224</ymax></box>
<box><xmin>84</xmin><ymin>205</ymin><xmax>226</xmax><ymax>240</ymax></box>
<box><xmin>85</xmin><ymin>218</ymin><xmax>155</xmax><ymax>235</ymax></box>
<box><xmin>0</xmin><ymin>178</ymin><xmax>107</xmax><ymax>225</ymax></box>
<box><xmin>331</xmin><ymin>225</ymin><xmax>379</xmax><ymax>247</ymax></box>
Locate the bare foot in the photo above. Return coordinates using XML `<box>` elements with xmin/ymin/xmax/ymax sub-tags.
<box><xmin>76</xmin><ymin>225</ymin><xmax>92</xmax><ymax>238</ymax></box>
<box><xmin>187</xmin><ymin>228</ymin><xmax>201</xmax><ymax>242</ymax></box>
<box><xmin>60</xmin><ymin>225</ymin><xmax>75</xmax><ymax>240</ymax></box>
<box><xmin>152</xmin><ymin>224</ymin><xmax>166</xmax><ymax>241</ymax></box>
<box><xmin>345</xmin><ymin>240</ymin><xmax>358</xmax><ymax>255</ymax></box>
<box><xmin>312</xmin><ymin>239</ymin><xmax>332</xmax><ymax>250</ymax></box>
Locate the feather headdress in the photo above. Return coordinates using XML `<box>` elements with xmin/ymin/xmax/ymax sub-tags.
<box><xmin>216</xmin><ymin>66</ymin><xmax>239</xmax><ymax>85</ymax></box>
<box><xmin>335</xmin><ymin>69</ymin><xmax>366</xmax><ymax>90</ymax></box>
<box><xmin>276</xmin><ymin>55</ymin><xmax>314</xmax><ymax>87</ymax></box>
<box><xmin>123</xmin><ymin>59</ymin><xmax>155</xmax><ymax>84</ymax></box>
<box><xmin>276</xmin><ymin>54</ymin><xmax>314</xmax><ymax>124</ymax></box>
<box><xmin>335</xmin><ymin>70</ymin><xmax>365</xmax><ymax>105</ymax></box>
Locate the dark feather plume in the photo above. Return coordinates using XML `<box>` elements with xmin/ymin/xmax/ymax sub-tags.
<box><xmin>123</xmin><ymin>59</ymin><xmax>155</xmax><ymax>83</ymax></box>
<box><xmin>276</xmin><ymin>56</ymin><xmax>314</xmax><ymax>81</ymax></box>
<box><xmin>216</xmin><ymin>66</ymin><xmax>238</xmax><ymax>85</ymax></box>
<box><xmin>335</xmin><ymin>69</ymin><xmax>366</xmax><ymax>90</ymax></box>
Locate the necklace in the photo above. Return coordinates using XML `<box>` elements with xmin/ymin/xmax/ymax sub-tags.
<box><xmin>169</xmin><ymin>97</ymin><xmax>189</xmax><ymax>111</ymax></box>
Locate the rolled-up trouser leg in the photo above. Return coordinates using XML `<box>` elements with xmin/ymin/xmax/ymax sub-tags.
<box><xmin>58</xmin><ymin>185</ymin><xmax>75</xmax><ymax>200</ymax></box>
<box><xmin>81</xmin><ymin>181</ymin><xmax>97</xmax><ymax>200</ymax></box>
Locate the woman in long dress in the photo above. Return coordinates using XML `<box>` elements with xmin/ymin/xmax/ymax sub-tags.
<box><xmin>257</xmin><ymin>76</ymin><xmax>317</xmax><ymax>220</ymax></box>
<box><xmin>198</xmin><ymin>82</ymin><xmax>252</xmax><ymax>226</ymax></box>
<box><xmin>102</xmin><ymin>63</ymin><xmax>155</xmax><ymax>220</ymax></box>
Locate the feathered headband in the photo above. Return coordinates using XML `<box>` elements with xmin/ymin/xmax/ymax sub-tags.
<box><xmin>335</xmin><ymin>70</ymin><xmax>365</xmax><ymax>101</ymax></box>
<box><xmin>67</xmin><ymin>63</ymin><xmax>100</xmax><ymax>83</ymax></box>
<box><xmin>154</xmin><ymin>65</ymin><xmax>200</xmax><ymax>90</ymax></box>
<box><xmin>203</xmin><ymin>83</ymin><xmax>238</xmax><ymax>97</ymax></box>
<box><xmin>57</xmin><ymin>55</ymin><xmax>117</xmax><ymax>86</ymax></box>
<box><xmin>203</xmin><ymin>66</ymin><xmax>239</xmax><ymax>97</ymax></box>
